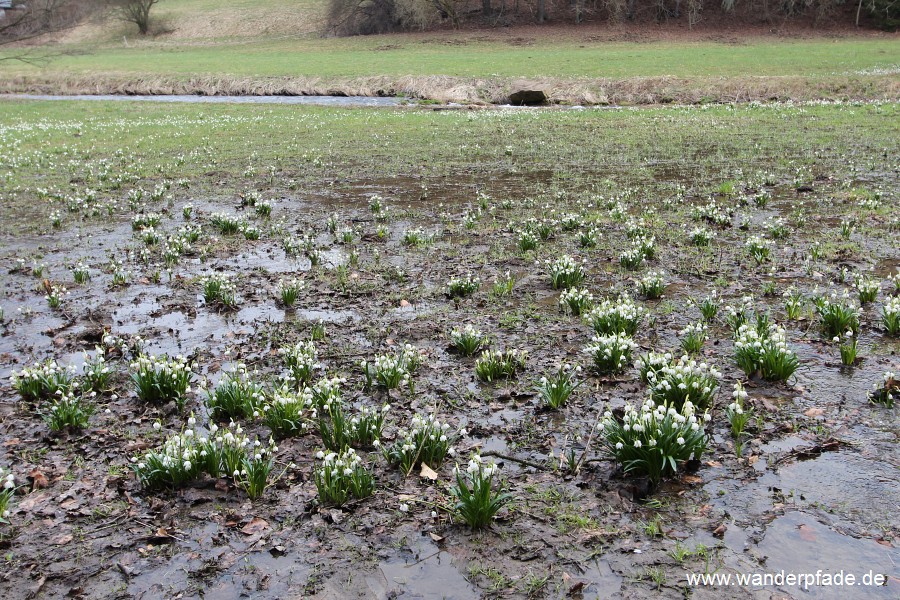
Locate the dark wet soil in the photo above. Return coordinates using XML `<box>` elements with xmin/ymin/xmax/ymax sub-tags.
<box><xmin>0</xmin><ymin>125</ymin><xmax>898</xmax><ymax>600</ymax></box>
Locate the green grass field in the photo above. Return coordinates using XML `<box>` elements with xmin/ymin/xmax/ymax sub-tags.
<box><xmin>4</xmin><ymin>36</ymin><xmax>898</xmax><ymax>79</ymax></box>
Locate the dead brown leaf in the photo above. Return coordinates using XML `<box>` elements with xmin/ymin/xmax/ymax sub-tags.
<box><xmin>419</xmin><ymin>463</ymin><xmax>438</xmax><ymax>481</ymax></box>
<box><xmin>241</xmin><ymin>517</ymin><xmax>269</xmax><ymax>535</ymax></box>
<box><xmin>28</xmin><ymin>469</ymin><xmax>49</xmax><ymax>490</ymax></box>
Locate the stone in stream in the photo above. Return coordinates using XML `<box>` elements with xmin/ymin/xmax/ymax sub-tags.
<box><xmin>508</xmin><ymin>88</ymin><xmax>547</xmax><ymax>105</ymax></box>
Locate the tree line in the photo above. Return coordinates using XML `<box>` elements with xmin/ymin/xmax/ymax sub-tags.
<box><xmin>328</xmin><ymin>0</ymin><xmax>897</xmax><ymax>34</ymax></box>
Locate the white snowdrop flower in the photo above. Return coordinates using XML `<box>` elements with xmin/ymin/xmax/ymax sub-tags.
<box><xmin>399</xmin><ymin>503</ymin><xmax>409</xmax><ymax>513</ymax></box>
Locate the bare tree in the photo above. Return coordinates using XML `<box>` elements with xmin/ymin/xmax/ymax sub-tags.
<box><xmin>0</xmin><ymin>0</ymin><xmax>100</xmax><ymax>62</ymax></box>
<box><xmin>111</xmin><ymin>0</ymin><xmax>160</xmax><ymax>35</ymax></box>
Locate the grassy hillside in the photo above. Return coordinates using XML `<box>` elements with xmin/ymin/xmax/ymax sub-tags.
<box><xmin>1</xmin><ymin>0</ymin><xmax>897</xmax><ymax>103</ymax></box>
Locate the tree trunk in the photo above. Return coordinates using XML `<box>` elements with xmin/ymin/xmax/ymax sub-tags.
<box><xmin>537</xmin><ymin>0</ymin><xmax>545</xmax><ymax>22</ymax></box>
<box><xmin>483</xmin><ymin>0</ymin><xmax>492</xmax><ymax>15</ymax></box>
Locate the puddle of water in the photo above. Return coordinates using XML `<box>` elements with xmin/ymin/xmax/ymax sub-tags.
<box><xmin>757</xmin><ymin>512</ymin><xmax>900</xmax><ymax>599</ymax></box>
<box><xmin>760</xmin><ymin>435</ymin><xmax>811</xmax><ymax>454</ymax></box>
<box><xmin>874</xmin><ymin>258</ymin><xmax>899</xmax><ymax>278</ymax></box>
<box><xmin>706</xmin><ymin>450</ymin><xmax>900</xmax><ymax>548</ymax></box>
<box><xmin>375</xmin><ymin>536</ymin><xmax>479</xmax><ymax>600</ymax></box>
<box><xmin>577</xmin><ymin>558</ymin><xmax>623</xmax><ymax>599</ymax></box>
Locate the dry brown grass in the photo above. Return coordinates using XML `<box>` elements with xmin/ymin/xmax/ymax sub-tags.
<box><xmin>1</xmin><ymin>72</ymin><xmax>897</xmax><ymax>105</ymax></box>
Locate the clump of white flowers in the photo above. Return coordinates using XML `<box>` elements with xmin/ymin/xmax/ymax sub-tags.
<box><xmin>261</xmin><ymin>383</ymin><xmax>314</xmax><ymax>438</ymax></box>
<box><xmin>726</xmin><ymin>381</ymin><xmax>755</xmax><ymax>457</ymax></box>
<box><xmin>200</xmin><ymin>273</ymin><xmax>238</xmax><ymax>308</ymax></box>
<box><xmin>279</xmin><ymin>340</ymin><xmax>320</xmax><ymax>385</ymax></box>
<box><xmin>449</xmin><ymin>324</ymin><xmax>488</xmax><ymax>356</ymax></box>
<box><xmin>881</xmin><ymin>296</ymin><xmax>899</xmax><ymax>337</ymax></box>
<box><xmin>313</xmin><ymin>447</ymin><xmax>374</xmax><ymax>506</ymax></box>
<box><xmin>447</xmin><ymin>274</ymin><xmax>481</xmax><ymax>298</ymax></box>
<box><xmin>870</xmin><ymin>372</ymin><xmax>897</xmax><ymax>408</ymax></box>
<box><xmin>11</xmin><ymin>360</ymin><xmax>77</xmax><ymax>401</ymax></box>
<box><xmin>680</xmin><ymin>322</ymin><xmax>708</xmax><ymax>354</ymax></box>
<box><xmin>361</xmin><ymin>344</ymin><xmax>425</xmax><ymax>391</ymax></box>
<box><xmin>203</xmin><ymin>363</ymin><xmax>264</xmax><ymax>420</ymax></box>
<box><xmin>596</xmin><ymin>398</ymin><xmax>709</xmax><ymax>487</ymax></box>
<box><xmin>1</xmin><ymin>466</ymin><xmax>16</xmax><ymax>522</ymax></box>
<box><xmin>584</xmin><ymin>333</ymin><xmax>637</xmax><ymax>375</ymax></box>
<box><xmin>733</xmin><ymin>322</ymin><xmax>799</xmax><ymax>382</ymax></box>
<box><xmin>384</xmin><ymin>413</ymin><xmax>464</xmax><ymax>475</ymax></box>
<box><xmin>450</xmin><ymin>454</ymin><xmax>511</xmax><ymax>529</ymax></box>
<box><xmin>646</xmin><ymin>355</ymin><xmax>721</xmax><ymax>410</ymax></box>
<box><xmin>130</xmin><ymin>354</ymin><xmax>194</xmax><ymax>411</ymax></box>
<box><xmin>584</xmin><ymin>295</ymin><xmax>645</xmax><ymax>336</ymax></box>
<box><xmin>559</xmin><ymin>287</ymin><xmax>594</xmax><ymax>316</ymax></box>
<box><xmin>546</xmin><ymin>254</ymin><xmax>586</xmax><ymax>290</ymax></box>
<box><xmin>474</xmin><ymin>349</ymin><xmax>527</xmax><ymax>382</ymax></box>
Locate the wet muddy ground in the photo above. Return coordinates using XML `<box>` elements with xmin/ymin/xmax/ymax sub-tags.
<box><xmin>0</xmin><ymin>102</ymin><xmax>898</xmax><ymax>599</ymax></box>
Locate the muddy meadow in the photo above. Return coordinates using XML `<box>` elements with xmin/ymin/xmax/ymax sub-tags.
<box><xmin>0</xmin><ymin>100</ymin><xmax>897</xmax><ymax>599</ymax></box>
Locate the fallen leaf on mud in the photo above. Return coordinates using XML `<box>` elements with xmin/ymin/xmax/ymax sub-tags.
<box><xmin>241</xmin><ymin>517</ymin><xmax>269</xmax><ymax>535</ymax></box>
<box><xmin>419</xmin><ymin>463</ymin><xmax>438</xmax><ymax>481</ymax></box>
<box><xmin>713</xmin><ymin>523</ymin><xmax>727</xmax><ymax>538</ymax></box>
<box><xmin>28</xmin><ymin>469</ymin><xmax>49</xmax><ymax>490</ymax></box>
<box><xmin>760</xmin><ymin>398</ymin><xmax>778</xmax><ymax>412</ymax></box>
<box><xmin>681</xmin><ymin>475</ymin><xmax>703</xmax><ymax>485</ymax></box>
<box><xmin>429</xmin><ymin>533</ymin><xmax>444</xmax><ymax>543</ymax></box>
<box><xmin>17</xmin><ymin>492</ymin><xmax>49</xmax><ymax>512</ymax></box>
<box><xmin>2</xmin><ymin>438</ymin><xmax>21</xmax><ymax>447</ymax></box>
<box><xmin>797</xmin><ymin>524</ymin><xmax>817</xmax><ymax>542</ymax></box>
<box><xmin>400</xmin><ymin>300</ymin><xmax>410</xmax><ymax>307</ymax></box>
<box><xmin>326</xmin><ymin>509</ymin><xmax>343</xmax><ymax>525</ymax></box>
<box><xmin>748</xmin><ymin>455</ymin><xmax>759</xmax><ymax>465</ymax></box>
<box><xmin>804</xmin><ymin>407</ymin><xmax>825</xmax><ymax>417</ymax></box>
<box><xmin>567</xmin><ymin>581</ymin><xmax>586</xmax><ymax>597</ymax></box>
<box><xmin>875</xmin><ymin>538</ymin><xmax>894</xmax><ymax>548</ymax></box>
<box><xmin>30</xmin><ymin>575</ymin><xmax>46</xmax><ymax>597</ymax></box>
<box><xmin>53</xmin><ymin>534</ymin><xmax>73</xmax><ymax>546</ymax></box>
